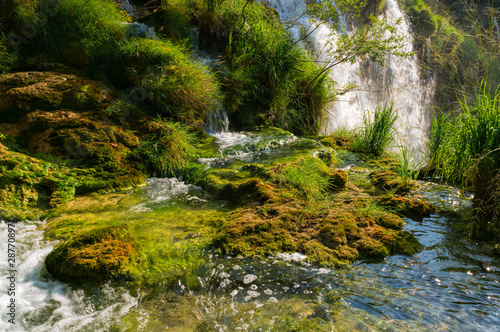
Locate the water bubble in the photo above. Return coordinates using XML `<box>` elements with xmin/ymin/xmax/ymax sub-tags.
<box><xmin>244</xmin><ymin>296</ymin><xmax>252</xmax><ymax>301</ymax></box>
<box><xmin>264</xmin><ymin>289</ymin><xmax>273</xmax><ymax>296</ymax></box>
<box><xmin>230</xmin><ymin>290</ymin><xmax>238</xmax><ymax>297</ymax></box>
<box><xmin>250</xmin><ymin>284</ymin><xmax>258</xmax><ymax>290</ymax></box>
<box><xmin>268</xmin><ymin>297</ymin><xmax>278</xmax><ymax>303</ymax></box>
<box><xmin>233</xmin><ymin>265</ymin><xmax>242</xmax><ymax>270</ymax></box>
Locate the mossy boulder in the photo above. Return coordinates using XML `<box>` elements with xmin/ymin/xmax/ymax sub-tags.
<box><xmin>0</xmin><ymin>71</ymin><xmax>115</xmax><ymax>123</ymax></box>
<box><xmin>379</xmin><ymin>195</ymin><xmax>437</xmax><ymax>217</ymax></box>
<box><xmin>45</xmin><ymin>224</ymin><xmax>143</xmax><ymax>282</ymax></box>
<box><xmin>213</xmin><ymin>198</ymin><xmax>422</xmax><ymax>267</ymax></box>
<box><xmin>369</xmin><ymin>170</ymin><xmax>419</xmax><ymax>194</ymax></box>
<box><xmin>327</xmin><ymin>169</ymin><xmax>348</xmax><ymax>190</ymax></box>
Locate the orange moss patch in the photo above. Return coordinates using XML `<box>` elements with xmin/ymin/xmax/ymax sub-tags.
<box><xmin>45</xmin><ymin>224</ymin><xmax>143</xmax><ymax>282</ymax></box>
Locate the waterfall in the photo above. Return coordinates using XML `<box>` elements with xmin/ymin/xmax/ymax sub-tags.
<box><xmin>190</xmin><ymin>28</ymin><xmax>230</xmax><ymax>134</ymax></box>
<box><xmin>265</xmin><ymin>0</ymin><xmax>434</xmax><ymax>154</ymax></box>
<box><xmin>495</xmin><ymin>17</ymin><xmax>500</xmax><ymax>39</ymax></box>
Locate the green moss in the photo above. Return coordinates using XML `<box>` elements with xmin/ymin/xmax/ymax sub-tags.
<box><xmin>327</xmin><ymin>169</ymin><xmax>348</xmax><ymax>190</ymax></box>
<box><xmin>213</xmin><ymin>196</ymin><xmax>421</xmax><ymax>266</ymax></box>
<box><xmin>379</xmin><ymin>195</ymin><xmax>437</xmax><ymax>217</ymax></box>
<box><xmin>45</xmin><ymin>224</ymin><xmax>143</xmax><ymax>282</ymax></box>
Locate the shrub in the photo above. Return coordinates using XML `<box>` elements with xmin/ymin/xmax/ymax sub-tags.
<box><xmin>14</xmin><ymin>0</ymin><xmax>129</xmax><ymax>67</ymax></box>
<box><xmin>118</xmin><ymin>38</ymin><xmax>221</xmax><ymax>124</ymax></box>
<box><xmin>128</xmin><ymin>120</ymin><xmax>197</xmax><ymax>177</ymax></box>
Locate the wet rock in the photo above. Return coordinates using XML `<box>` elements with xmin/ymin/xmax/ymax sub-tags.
<box><xmin>46</xmin><ymin>224</ymin><xmax>143</xmax><ymax>282</ymax></box>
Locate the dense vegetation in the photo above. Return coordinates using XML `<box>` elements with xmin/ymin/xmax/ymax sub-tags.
<box><xmin>0</xmin><ymin>0</ymin><xmax>499</xmax><ymax>289</ymax></box>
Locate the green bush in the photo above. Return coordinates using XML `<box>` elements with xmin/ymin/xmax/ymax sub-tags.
<box><xmin>118</xmin><ymin>38</ymin><xmax>221</xmax><ymax>124</ymax></box>
<box><xmin>14</xmin><ymin>0</ymin><xmax>128</xmax><ymax>67</ymax></box>
<box><xmin>193</xmin><ymin>0</ymin><xmax>332</xmax><ymax>135</ymax></box>
<box><xmin>352</xmin><ymin>104</ymin><xmax>398</xmax><ymax>156</ymax></box>
<box><xmin>128</xmin><ymin>120</ymin><xmax>197</xmax><ymax>177</ymax></box>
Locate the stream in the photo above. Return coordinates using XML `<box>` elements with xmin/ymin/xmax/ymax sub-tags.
<box><xmin>1</xmin><ymin>131</ymin><xmax>500</xmax><ymax>331</ymax></box>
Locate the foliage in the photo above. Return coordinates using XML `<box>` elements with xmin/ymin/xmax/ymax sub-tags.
<box><xmin>128</xmin><ymin>120</ymin><xmax>197</xmax><ymax>177</ymax></box>
<box><xmin>12</xmin><ymin>0</ymin><xmax>129</xmax><ymax>67</ymax></box>
<box><xmin>430</xmin><ymin>81</ymin><xmax>500</xmax><ymax>238</ymax></box>
<box><xmin>403</xmin><ymin>0</ymin><xmax>499</xmax><ymax>106</ymax></box>
<box><xmin>0</xmin><ymin>38</ymin><xmax>16</xmax><ymax>74</ymax></box>
<box><xmin>118</xmin><ymin>38</ymin><xmax>221</xmax><ymax>124</ymax></box>
<box><xmin>191</xmin><ymin>0</ymin><xmax>333</xmax><ymax>135</ymax></box>
<box><xmin>352</xmin><ymin>104</ymin><xmax>398</xmax><ymax>156</ymax></box>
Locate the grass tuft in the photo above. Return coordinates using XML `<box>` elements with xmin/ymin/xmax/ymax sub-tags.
<box><xmin>352</xmin><ymin>104</ymin><xmax>398</xmax><ymax>156</ymax></box>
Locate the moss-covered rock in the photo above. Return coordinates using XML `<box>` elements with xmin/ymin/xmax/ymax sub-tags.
<box><xmin>379</xmin><ymin>195</ymin><xmax>437</xmax><ymax>217</ymax></box>
<box><xmin>213</xmin><ymin>198</ymin><xmax>421</xmax><ymax>267</ymax></box>
<box><xmin>369</xmin><ymin>170</ymin><xmax>419</xmax><ymax>194</ymax></box>
<box><xmin>45</xmin><ymin>224</ymin><xmax>143</xmax><ymax>282</ymax></box>
<box><xmin>327</xmin><ymin>169</ymin><xmax>348</xmax><ymax>190</ymax></box>
<box><xmin>0</xmin><ymin>71</ymin><xmax>115</xmax><ymax>123</ymax></box>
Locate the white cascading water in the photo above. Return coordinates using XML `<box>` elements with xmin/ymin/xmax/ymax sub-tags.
<box><xmin>265</xmin><ymin>0</ymin><xmax>434</xmax><ymax>154</ymax></box>
<box><xmin>0</xmin><ymin>221</ymin><xmax>137</xmax><ymax>331</ymax></box>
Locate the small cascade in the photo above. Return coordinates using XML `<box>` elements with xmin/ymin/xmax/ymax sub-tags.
<box><xmin>189</xmin><ymin>28</ymin><xmax>230</xmax><ymax>134</ymax></box>
<box><xmin>117</xmin><ymin>0</ymin><xmax>134</xmax><ymax>15</ymax></box>
<box><xmin>116</xmin><ymin>0</ymin><xmax>149</xmax><ymax>18</ymax></box>
<box><xmin>265</xmin><ymin>0</ymin><xmax>434</xmax><ymax>153</ymax></box>
<box><xmin>495</xmin><ymin>17</ymin><xmax>500</xmax><ymax>39</ymax></box>
<box><xmin>426</xmin><ymin>37</ymin><xmax>432</xmax><ymax>80</ymax></box>
<box><xmin>124</xmin><ymin>22</ymin><xmax>156</xmax><ymax>39</ymax></box>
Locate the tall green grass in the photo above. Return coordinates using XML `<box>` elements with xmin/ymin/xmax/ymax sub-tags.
<box><xmin>118</xmin><ymin>38</ymin><xmax>221</xmax><ymax>124</ymax></box>
<box><xmin>128</xmin><ymin>119</ymin><xmax>197</xmax><ymax>177</ymax></box>
<box><xmin>352</xmin><ymin>104</ymin><xmax>398</xmax><ymax>156</ymax></box>
<box><xmin>192</xmin><ymin>0</ymin><xmax>332</xmax><ymax>135</ymax></box>
<box><xmin>14</xmin><ymin>0</ymin><xmax>129</xmax><ymax>67</ymax></box>
<box><xmin>429</xmin><ymin>81</ymin><xmax>500</xmax><ymax>238</ymax></box>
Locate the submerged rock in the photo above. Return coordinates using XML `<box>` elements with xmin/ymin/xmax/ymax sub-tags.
<box><xmin>46</xmin><ymin>224</ymin><xmax>143</xmax><ymax>282</ymax></box>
